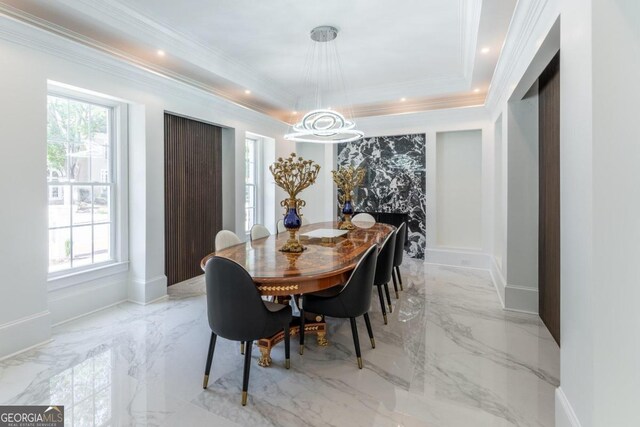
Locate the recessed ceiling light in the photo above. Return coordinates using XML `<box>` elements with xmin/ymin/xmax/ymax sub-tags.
<box><xmin>244</xmin><ymin>89</ymin><xmax>251</xmax><ymax>95</ymax></box>
<box><xmin>474</xmin><ymin>88</ymin><xmax>481</xmax><ymax>93</ymax></box>
<box><xmin>400</xmin><ymin>97</ymin><xmax>407</xmax><ymax>102</ymax></box>
<box><xmin>157</xmin><ymin>49</ymin><xmax>165</xmax><ymax>57</ymax></box>
<box><xmin>480</xmin><ymin>47</ymin><xmax>490</xmax><ymax>54</ymax></box>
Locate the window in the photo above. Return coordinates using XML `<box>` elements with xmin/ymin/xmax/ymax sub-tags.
<box><xmin>245</xmin><ymin>137</ymin><xmax>261</xmax><ymax>234</ymax></box>
<box><xmin>47</xmin><ymin>93</ymin><xmax>117</xmax><ymax>274</ymax></box>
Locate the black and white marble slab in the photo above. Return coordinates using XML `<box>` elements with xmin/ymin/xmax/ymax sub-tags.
<box><xmin>337</xmin><ymin>133</ymin><xmax>427</xmax><ymax>258</ymax></box>
<box><xmin>0</xmin><ymin>260</ymin><xmax>559</xmax><ymax>426</ymax></box>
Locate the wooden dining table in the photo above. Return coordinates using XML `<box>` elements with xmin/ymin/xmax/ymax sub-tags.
<box><xmin>200</xmin><ymin>221</ymin><xmax>395</xmax><ymax>367</ymax></box>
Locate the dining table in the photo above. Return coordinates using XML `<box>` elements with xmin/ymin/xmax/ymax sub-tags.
<box><xmin>200</xmin><ymin>220</ymin><xmax>395</xmax><ymax>367</ymax></box>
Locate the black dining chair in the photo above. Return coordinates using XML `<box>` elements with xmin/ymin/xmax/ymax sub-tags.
<box><xmin>391</xmin><ymin>222</ymin><xmax>407</xmax><ymax>298</ymax></box>
<box><xmin>373</xmin><ymin>230</ymin><xmax>397</xmax><ymax>325</ymax></box>
<box><xmin>299</xmin><ymin>245</ymin><xmax>378</xmax><ymax>368</ymax></box>
<box><xmin>203</xmin><ymin>256</ymin><xmax>292</xmax><ymax>406</ymax></box>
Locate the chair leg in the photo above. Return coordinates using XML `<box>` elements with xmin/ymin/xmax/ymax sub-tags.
<box><xmin>376</xmin><ymin>285</ymin><xmax>388</xmax><ymax>325</ymax></box>
<box><xmin>396</xmin><ymin>266</ymin><xmax>404</xmax><ymax>290</ymax></box>
<box><xmin>299</xmin><ymin>305</ymin><xmax>305</xmax><ymax>355</ymax></box>
<box><xmin>349</xmin><ymin>318</ymin><xmax>363</xmax><ymax>369</ymax></box>
<box><xmin>363</xmin><ymin>313</ymin><xmax>375</xmax><ymax>348</ymax></box>
<box><xmin>203</xmin><ymin>332</ymin><xmax>217</xmax><ymax>389</ymax></box>
<box><xmin>240</xmin><ymin>341</ymin><xmax>245</xmax><ymax>355</ymax></box>
<box><xmin>384</xmin><ymin>283</ymin><xmax>393</xmax><ymax>313</ymax></box>
<box><xmin>392</xmin><ymin>269</ymin><xmax>399</xmax><ymax>299</ymax></box>
<box><xmin>241</xmin><ymin>340</ymin><xmax>253</xmax><ymax>406</ymax></box>
<box><xmin>284</xmin><ymin>324</ymin><xmax>291</xmax><ymax>369</ymax></box>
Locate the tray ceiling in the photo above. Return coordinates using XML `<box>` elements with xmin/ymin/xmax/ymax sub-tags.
<box><xmin>0</xmin><ymin>0</ymin><xmax>516</xmax><ymax>121</ymax></box>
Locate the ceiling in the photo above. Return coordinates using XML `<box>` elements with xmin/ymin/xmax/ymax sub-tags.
<box><xmin>0</xmin><ymin>0</ymin><xmax>516</xmax><ymax>122</ymax></box>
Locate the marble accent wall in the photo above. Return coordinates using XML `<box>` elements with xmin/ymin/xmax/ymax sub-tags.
<box><xmin>337</xmin><ymin>134</ymin><xmax>426</xmax><ymax>258</ymax></box>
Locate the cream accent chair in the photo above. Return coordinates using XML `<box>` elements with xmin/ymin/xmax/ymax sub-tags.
<box><xmin>352</xmin><ymin>213</ymin><xmax>376</xmax><ymax>224</ymax></box>
<box><xmin>215</xmin><ymin>230</ymin><xmax>242</xmax><ymax>251</ymax></box>
<box><xmin>250</xmin><ymin>224</ymin><xmax>271</xmax><ymax>241</ymax></box>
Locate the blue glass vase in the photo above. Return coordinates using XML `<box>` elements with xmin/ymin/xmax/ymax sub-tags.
<box><xmin>284</xmin><ymin>205</ymin><xmax>302</xmax><ymax>229</ymax></box>
<box><xmin>280</xmin><ymin>198</ymin><xmax>305</xmax><ymax>252</ymax></box>
<box><xmin>342</xmin><ymin>200</ymin><xmax>354</xmax><ymax>216</ymax></box>
<box><xmin>339</xmin><ymin>199</ymin><xmax>356</xmax><ymax>230</ymax></box>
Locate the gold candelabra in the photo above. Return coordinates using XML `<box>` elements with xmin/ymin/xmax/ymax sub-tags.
<box><xmin>269</xmin><ymin>153</ymin><xmax>321</xmax><ymax>252</ymax></box>
<box><xmin>332</xmin><ymin>166</ymin><xmax>365</xmax><ymax>230</ymax></box>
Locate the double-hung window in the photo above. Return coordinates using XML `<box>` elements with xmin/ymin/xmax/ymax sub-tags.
<box><xmin>47</xmin><ymin>92</ymin><xmax>121</xmax><ymax>275</ymax></box>
<box><xmin>244</xmin><ymin>137</ymin><xmax>262</xmax><ymax>235</ymax></box>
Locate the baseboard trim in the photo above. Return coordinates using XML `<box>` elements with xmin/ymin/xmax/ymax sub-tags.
<box><xmin>489</xmin><ymin>256</ymin><xmax>506</xmax><ymax>308</ymax></box>
<box><xmin>0</xmin><ymin>310</ymin><xmax>51</xmax><ymax>360</ymax></box>
<box><xmin>128</xmin><ymin>294</ymin><xmax>168</xmax><ymax>306</ymax></box>
<box><xmin>0</xmin><ymin>339</ymin><xmax>53</xmax><ymax>362</ymax></box>
<box><xmin>48</xmin><ymin>272</ymin><xmax>128</xmax><ymax>325</ymax></box>
<box><xmin>504</xmin><ymin>283</ymin><xmax>538</xmax><ymax>314</ymax></box>
<box><xmin>424</xmin><ymin>250</ymin><xmax>539</xmax><ymax>314</ymax></box>
<box><xmin>424</xmin><ymin>248</ymin><xmax>492</xmax><ymax>269</ymax></box>
<box><xmin>51</xmin><ymin>299</ymin><xmax>127</xmax><ymax>327</ymax></box>
<box><xmin>556</xmin><ymin>387</ymin><xmax>582</xmax><ymax>427</ymax></box>
<box><xmin>128</xmin><ymin>275</ymin><xmax>167</xmax><ymax>304</ymax></box>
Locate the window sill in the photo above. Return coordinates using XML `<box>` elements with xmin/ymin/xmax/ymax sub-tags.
<box><xmin>47</xmin><ymin>261</ymin><xmax>129</xmax><ymax>291</ymax></box>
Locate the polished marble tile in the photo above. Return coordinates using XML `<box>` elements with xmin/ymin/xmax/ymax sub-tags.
<box><xmin>0</xmin><ymin>259</ymin><xmax>559</xmax><ymax>426</ymax></box>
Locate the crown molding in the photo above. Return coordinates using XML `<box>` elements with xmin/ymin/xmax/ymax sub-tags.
<box><xmin>0</xmin><ymin>2</ymin><xmax>293</xmax><ymax>114</ymax></box>
<box><xmin>330</xmin><ymin>73</ymin><xmax>468</xmax><ymax>107</ymax></box>
<box><xmin>58</xmin><ymin>0</ymin><xmax>297</xmax><ymax>108</ymax></box>
<box><xmin>351</xmin><ymin>93</ymin><xmax>486</xmax><ymax>118</ymax></box>
<box><xmin>0</xmin><ymin>13</ymin><xmax>288</xmax><ymax>130</ymax></box>
<box><xmin>461</xmin><ymin>0</ymin><xmax>482</xmax><ymax>83</ymax></box>
<box><xmin>484</xmin><ymin>0</ymin><xmax>557</xmax><ymax>116</ymax></box>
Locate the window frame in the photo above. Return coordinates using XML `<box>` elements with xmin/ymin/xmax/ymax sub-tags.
<box><xmin>244</xmin><ymin>136</ymin><xmax>263</xmax><ymax>236</ymax></box>
<box><xmin>46</xmin><ymin>84</ymin><xmax>129</xmax><ymax>289</ymax></box>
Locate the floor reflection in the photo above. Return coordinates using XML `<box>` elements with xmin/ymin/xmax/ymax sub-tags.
<box><xmin>50</xmin><ymin>350</ymin><xmax>112</xmax><ymax>426</ymax></box>
<box><xmin>1</xmin><ymin>257</ymin><xmax>559</xmax><ymax>427</ymax></box>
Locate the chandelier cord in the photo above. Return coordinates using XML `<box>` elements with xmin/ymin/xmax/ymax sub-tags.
<box><xmin>285</xmin><ymin>26</ymin><xmax>364</xmax><ymax>144</ymax></box>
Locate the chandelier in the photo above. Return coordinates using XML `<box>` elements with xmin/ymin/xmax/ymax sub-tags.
<box><xmin>284</xmin><ymin>26</ymin><xmax>364</xmax><ymax>144</ymax></box>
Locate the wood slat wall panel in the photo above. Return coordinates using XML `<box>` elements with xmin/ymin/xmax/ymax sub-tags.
<box><xmin>164</xmin><ymin>113</ymin><xmax>222</xmax><ymax>286</ymax></box>
<box><xmin>538</xmin><ymin>52</ymin><xmax>561</xmax><ymax>345</ymax></box>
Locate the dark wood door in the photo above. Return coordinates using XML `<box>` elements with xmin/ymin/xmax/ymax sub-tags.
<box><xmin>164</xmin><ymin>113</ymin><xmax>222</xmax><ymax>286</ymax></box>
<box><xmin>538</xmin><ymin>52</ymin><xmax>561</xmax><ymax>345</ymax></box>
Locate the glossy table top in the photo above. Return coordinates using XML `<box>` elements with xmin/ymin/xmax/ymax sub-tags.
<box><xmin>201</xmin><ymin>221</ymin><xmax>394</xmax><ymax>295</ymax></box>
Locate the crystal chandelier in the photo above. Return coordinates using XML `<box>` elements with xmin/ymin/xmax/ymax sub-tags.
<box><xmin>284</xmin><ymin>26</ymin><xmax>364</xmax><ymax>144</ymax></box>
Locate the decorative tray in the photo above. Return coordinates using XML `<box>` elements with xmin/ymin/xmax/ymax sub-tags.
<box><xmin>299</xmin><ymin>229</ymin><xmax>348</xmax><ymax>243</ymax></box>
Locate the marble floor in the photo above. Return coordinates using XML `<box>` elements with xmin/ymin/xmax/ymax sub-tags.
<box><xmin>0</xmin><ymin>259</ymin><xmax>559</xmax><ymax>426</ymax></box>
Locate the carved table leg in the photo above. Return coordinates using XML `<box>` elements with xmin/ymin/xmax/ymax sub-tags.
<box><xmin>316</xmin><ymin>330</ymin><xmax>329</xmax><ymax>346</ymax></box>
<box><xmin>255</xmin><ymin>301</ymin><xmax>328</xmax><ymax>367</ymax></box>
<box><xmin>258</xmin><ymin>346</ymin><xmax>272</xmax><ymax>367</ymax></box>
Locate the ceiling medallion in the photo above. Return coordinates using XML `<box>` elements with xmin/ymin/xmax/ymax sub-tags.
<box><xmin>285</xmin><ymin>26</ymin><xmax>364</xmax><ymax>144</ymax></box>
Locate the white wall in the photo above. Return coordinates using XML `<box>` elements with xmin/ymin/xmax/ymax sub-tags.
<box><xmin>0</xmin><ymin>17</ymin><xmax>287</xmax><ymax>358</ymax></box>
<box><xmin>493</xmin><ymin>114</ymin><xmax>505</xmax><ymax>270</ymax></box>
<box><xmin>590</xmin><ymin>1</ymin><xmax>640</xmax><ymax>425</ymax></box>
<box><xmin>0</xmin><ymin>37</ymin><xmax>52</xmax><ymax>357</ymax></box>
<box><xmin>504</xmin><ymin>90</ymin><xmax>539</xmax><ymax>313</ymax></box>
<box><xmin>487</xmin><ymin>0</ymin><xmax>640</xmax><ymax>425</ymax></box>
<box><xmin>435</xmin><ymin>130</ymin><xmax>483</xmax><ymax>249</ymax></box>
<box><xmin>294</xmin><ymin>143</ymin><xmax>336</xmax><ymax>225</ymax></box>
<box><xmin>556</xmin><ymin>1</ymin><xmax>595</xmax><ymax>424</ymax></box>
